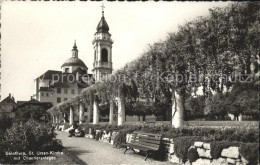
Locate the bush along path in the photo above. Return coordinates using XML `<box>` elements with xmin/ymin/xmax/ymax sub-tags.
<box><xmin>55</xmin><ymin>122</ymin><xmax>259</xmax><ymax>165</ymax></box>
<box><xmin>0</xmin><ymin>120</ymin><xmax>63</xmax><ymax>164</ymax></box>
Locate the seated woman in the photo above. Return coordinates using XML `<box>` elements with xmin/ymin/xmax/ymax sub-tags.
<box><xmin>74</xmin><ymin>127</ymin><xmax>84</xmax><ymax>137</ymax></box>
<box><xmin>68</xmin><ymin>124</ymin><xmax>78</xmax><ymax>137</ymax></box>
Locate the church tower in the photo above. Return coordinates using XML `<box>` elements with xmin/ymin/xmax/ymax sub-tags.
<box><xmin>92</xmin><ymin>4</ymin><xmax>113</xmax><ymax>81</ymax></box>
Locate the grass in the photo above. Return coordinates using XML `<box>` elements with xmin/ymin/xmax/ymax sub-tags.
<box><xmin>186</xmin><ymin>120</ymin><xmax>259</xmax><ymax>128</ymax></box>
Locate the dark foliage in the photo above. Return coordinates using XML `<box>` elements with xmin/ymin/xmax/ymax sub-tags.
<box><xmin>0</xmin><ymin>120</ymin><xmax>62</xmax><ymax>164</ymax></box>
<box><xmin>187</xmin><ymin>147</ymin><xmax>199</xmax><ymax>163</ymax></box>
<box><xmin>173</xmin><ymin>136</ymin><xmax>204</xmax><ymax>163</ymax></box>
<box><xmin>239</xmin><ymin>143</ymin><xmax>259</xmax><ymax>163</ymax></box>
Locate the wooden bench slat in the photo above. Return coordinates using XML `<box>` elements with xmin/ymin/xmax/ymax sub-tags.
<box><xmin>135</xmin><ymin>141</ymin><xmax>160</xmax><ymax>148</ymax></box>
<box><xmin>136</xmin><ymin>137</ymin><xmax>161</xmax><ymax>144</ymax></box>
<box><xmin>124</xmin><ymin>132</ymin><xmax>162</xmax><ymax>160</ymax></box>
<box><xmin>131</xmin><ymin>135</ymin><xmax>161</xmax><ymax>141</ymax></box>
<box><xmin>131</xmin><ymin>133</ymin><xmax>161</xmax><ymax>138</ymax></box>
<box><xmin>133</xmin><ymin>131</ymin><xmax>162</xmax><ymax>137</ymax></box>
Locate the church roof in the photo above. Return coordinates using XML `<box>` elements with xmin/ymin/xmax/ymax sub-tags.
<box><xmin>37</xmin><ymin>70</ymin><xmax>62</xmax><ymax>80</ymax></box>
<box><xmin>72</xmin><ymin>67</ymin><xmax>87</xmax><ymax>75</ymax></box>
<box><xmin>37</xmin><ymin>69</ymin><xmax>93</xmax><ymax>88</ymax></box>
<box><xmin>61</xmin><ymin>57</ymin><xmax>88</xmax><ymax>68</ymax></box>
<box><xmin>96</xmin><ymin>16</ymin><xmax>109</xmax><ymax>33</ymax></box>
<box><xmin>1</xmin><ymin>95</ymin><xmax>16</xmax><ymax>105</ymax></box>
<box><xmin>15</xmin><ymin>99</ymin><xmax>53</xmax><ymax>111</ymax></box>
<box><xmin>61</xmin><ymin>42</ymin><xmax>88</xmax><ymax>69</ymax></box>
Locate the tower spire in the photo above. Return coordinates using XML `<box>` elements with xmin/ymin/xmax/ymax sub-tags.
<box><xmin>72</xmin><ymin>41</ymin><xmax>78</xmax><ymax>58</ymax></box>
<box><xmin>96</xmin><ymin>3</ymin><xmax>109</xmax><ymax>33</ymax></box>
<box><xmin>73</xmin><ymin>40</ymin><xmax>77</xmax><ymax>48</ymax></box>
<box><xmin>101</xmin><ymin>3</ymin><xmax>105</xmax><ymax>17</ymax></box>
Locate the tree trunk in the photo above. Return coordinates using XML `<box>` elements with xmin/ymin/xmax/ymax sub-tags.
<box><xmin>69</xmin><ymin>106</ymin><xmax>74</xmax><ymax>125</ymax></box>
<box><xmin>63</xmin><ymin>113</ymin><xmax>66</xmax><ymax>123</ymax></box>
<box><xmin>165</xmin><ymin>92</ymin><xmax>172</xmax><ymax>121</ymax></box>
<box><xmin>79</xmin><ymin>103</ymin><xmax>85</xmax><ymax>124</ymax></box>
<box><xmin>56</xmin><ymin>116</ymin><xmax>59</xmax><ymax>123</ymax></box>
<box><xmin>87</xmin><ymin>105</ymin><xmax>92</xmax><ymax>122</ymax></box>
<box><xmin>246</xmin><ymin>56</ymin><xmax>251</xmax><ymax>74</ymax></box>
<box><xmin>171</xmin><ymin>89</ymin><xmax>184</xmax><ymax>128</ymax></box>
<box><xmin>93</xmin><ymin>100</ymin><xmax>99</xmax><ymax>124</ymax></box>
<box><xmin>118</xmin><ymin>88</ymin><xmax>126</xmax><ymax>126</ymax></box>
<box><xmin>238</xmin><ymin>114</ymin><xmax>243</xmax><ymax>121</ymax></box>
<box><xmin>109</xmin><ymin>99</ymin><xmax>114</xmax><ymax>125</ymax></box>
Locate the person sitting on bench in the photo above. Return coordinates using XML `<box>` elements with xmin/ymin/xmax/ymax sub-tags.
<box><xmin>68</xmin><ymin>124</ymin><xmax>78</xmax><ymax>137</ymax></box>
<box><xmin>74</xmin><ymin>127</ymin><xmax>84</xmax><ymax>137</ymax></box>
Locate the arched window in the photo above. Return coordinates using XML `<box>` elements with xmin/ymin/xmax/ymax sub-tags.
<box><xmin>101</xmin><ymin>48</ymin><xmax>108</xmax><ymax>62</ymax></box>
<box><xmin>65</xmin><ymin>68</ymin><xmax>69</xmax><ymax>73</ymax></box>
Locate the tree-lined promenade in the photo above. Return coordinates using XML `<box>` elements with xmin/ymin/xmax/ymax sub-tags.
<box><xmin>47</xmin><ymin>2</ymin><xmax>259</xmax><ymax>127</ymax></box>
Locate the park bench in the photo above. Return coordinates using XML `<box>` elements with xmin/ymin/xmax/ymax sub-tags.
<box><xmin>122</xmin><ymin>131</ymin><xmax>162</xmax><ymax>160</ymax></box>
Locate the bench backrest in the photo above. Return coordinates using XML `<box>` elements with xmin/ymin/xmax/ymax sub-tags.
<box><xmin>129</xmin><ymin>131</ymin><xmax>162</xmax><ymax>150</ymax></box>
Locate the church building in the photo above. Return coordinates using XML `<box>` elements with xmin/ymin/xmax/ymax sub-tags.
<box><xmin>35</xmin><ymin>7</ymin><xmax>113</xmax><ymax>106</ymax></box>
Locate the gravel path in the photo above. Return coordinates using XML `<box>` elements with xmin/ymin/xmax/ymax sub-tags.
<box><xmin>56</xmin><ymin>131</ymin><xmax>177</xmax><ymax>165</ymax></box>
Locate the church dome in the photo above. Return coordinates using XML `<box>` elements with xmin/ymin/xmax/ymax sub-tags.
<box><xmin>96</xmin><ymin>16</ymin><xmax>109</xmax><ymax>33</ymax></box>
<box><xmin>61</xmin><ymin>57</ymin><xmax>88</xmax><ymax>68</ymax></box>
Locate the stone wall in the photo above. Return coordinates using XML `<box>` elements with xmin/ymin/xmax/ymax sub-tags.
<box><xmin>166</xmin><ymin>140</ymin><xmax>252</xmax><ymax>165</ymax></box>
<box><xmin>82</xmin><ymin>131</ymin><xmax>254</xmax><ymax>165</ymax></box>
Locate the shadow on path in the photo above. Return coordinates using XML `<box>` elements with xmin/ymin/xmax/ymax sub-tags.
<box><xmin>62</xmin><ymin>147</ymin><xmax>88</xmax><ymax>165</ymax></box>
<box><xmin>66</xmin><ymin>146</ymin><xmax>94</xmax><ymax>156</ymax></box>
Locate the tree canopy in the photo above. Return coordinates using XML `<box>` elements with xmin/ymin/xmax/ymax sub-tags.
<box><xmin>48</xmin><ymin>2</ymin><xmax>259</xmax><ymax>122</ymax></box>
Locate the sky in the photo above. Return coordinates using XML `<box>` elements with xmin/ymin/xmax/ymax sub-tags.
<box><xmin>1</xmin><ymin>1</ymin><xmax>230</xmax><ymax>101</ymax></box>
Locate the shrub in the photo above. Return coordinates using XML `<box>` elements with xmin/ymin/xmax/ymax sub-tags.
<box><xmin>113</xmin><ymin>127</ymin><xmax>141</xmax><ymax>148</ymax></box>
<box><xmin>1</xmin><ymin>119</ymin><xmax>62</xmax><ymax>164</ymax></box>
<box><xmin>173</xmin><ymin>136</ymin><xmax>204</xmax><ymax>163</ymax></box>
<box><xmin>81</xmin><ymin>123</ymin><xmax>258</xmax><ymax>143</ymax></box>
<box><xmin>187</xmin><ymin>148</ymin><xmax>199</xmax><ymax>163</ymax></box>
<box><xmin>239</xmin><ymin>143</ymin><xmax>259</xmax><ymax>163</ymax></box>
<box><xmin>210</xmin><ymin>141</ymin><xmax>240</xmax><ymax>159</ymax></box>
